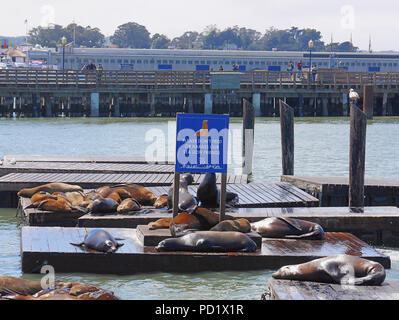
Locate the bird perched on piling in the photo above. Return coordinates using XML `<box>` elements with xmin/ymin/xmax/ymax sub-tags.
<box><xmin>349</xmin><ymin>88</ymin><xmax>360</xmax><ymax>108</ymax></box>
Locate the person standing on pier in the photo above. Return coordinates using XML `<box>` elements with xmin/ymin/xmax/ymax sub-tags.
<box><xmin>297</xmin><ymin>60</ymin><xmax>303</xmax><ymax>79</ymax></box>
<box><xmin>219</xmin><ymin>65</ymin><xmax>224</xmax><ymax>71</ymax></box>
<box><xmin>311</xmin><ymin>64</ymin><xmax>317</xmax><ymax>83</ymax></box>
<box><xmin>287</xmin><ymin>61</ymin><xmax>294</xmax><ymax>79</ymax></box>
<box><xmin>81</xmin><ymin>60</ymin><xmax>97</xmax><ymax>71</ymax></box>
<box><xmin>97</xmin><ymin>63</ymin><xmax>104</xmax><ymax>83</ymax></box>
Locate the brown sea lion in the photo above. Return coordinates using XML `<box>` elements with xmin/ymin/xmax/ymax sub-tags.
<box><xmin>112</xmin><ymin>188</ymin><xmax>132</xmax><ymax>201</ymax></box>
<box><xmin>154</xmin><ymin>194</ymin><xmax>168</xmax><ymax>209</ymax></box>
<box><xmin>109</xmin><ymin>184</ymin><xmax>157</xmax><ymax>206</ymax></box>
<box><xmin>30</xmin><ymin>192</ymin><xmax>57</xmax><ymax>205</ymax></box>
<box><xmin>107</xmin><ymin>192</ymin><xmax>122</xmax><ymax>204</ymax></box>
<box><xmin>117</xmin><ymin>198</ymin><xmax>141</xmax><ymax>215</ymax></box>
<box><xmin>17</xmin><ymin>183</ymin><xmax>83</xmax><ymax>198</ymax></box>
<box><xmin>251</xmin><ymin>217</ymin><xmax>325</xmax><ymax>240</ymax></box>
<box><xmin>170</xmin><ymin>207</ymin><xmax>235</xmax><ymax>237</ymax></box>
<box><xmin>4</xmin><ymin>288</ymin><xmax>120</xmax><ymax>300</ymax></box>
<box><xmin>65</xmin><ymin>191</ymin><xmax>90</xmax><ymax>207</ymax></box>
<box><xmin>0</xmin><ymin>277</ymin><xmax>43</xmax><ymax>296</ymax></box>
<box><xmin>210</xmin><ymin>218</ymin><xmax>251</xmax><ymax>233</ymax></box>
<box><xmin>272</xmin><ymin>254</ymin><xmax>386</xmax><ymax>286</ymax></box>
<box><xmin>35</xmin><ymin>199</ymin><xmax>74</xmax><ymax>213</ymax></box>
<box><xmin>148</xmin><ymin>218</ymin><xmax>173</xmax><ymax>230</ymax></box>
<box><xmin>156</xmin><ymin>231</ymin><xmax>257</xmax><ymax>253</ymax></box>
<box><xmin>94</xmin><ymin>186</ymin><xmax>113</xmax><ymax>198</ymax></box>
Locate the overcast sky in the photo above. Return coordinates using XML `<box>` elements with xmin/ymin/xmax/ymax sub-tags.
<box><xmin>1</xmin><ymin>0</ymin><xmax>397</xmax><ymax>51</ymax></box>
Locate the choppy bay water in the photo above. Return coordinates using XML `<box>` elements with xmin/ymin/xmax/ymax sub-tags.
<box><xmin>0</xmin><ymin>117</ymin><xmax>398</xmax><ymax>300</ymax></box>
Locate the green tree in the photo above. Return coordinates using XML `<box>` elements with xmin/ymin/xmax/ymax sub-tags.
<box><xmin>110</xmin><ymin>22</ymin><xmax>151</xmax><ymax>48</ymax></box>
<box><xmin>64</xmin><ymin>24</ymin><xmax>105</xmax><ymax>47</ymax></box>
<box><xmin>170</xmin><ymin>31</ymin><xmax>199</xmax><ymax>49</ymax></box>
<box><xmin>28</xmin><ymin>24</ymin><xmax>65</xmax><ymax>47</ymax></box>
<box><xmin>151</xmin><ymin>34</ymin><xmax>171</xmax><ymax>49</ymax></box>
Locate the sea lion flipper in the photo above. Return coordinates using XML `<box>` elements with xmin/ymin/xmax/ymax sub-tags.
<box><xmin>70</xmin><ymin>242</ymin><xmax>84</xmax><ymax>247</ymax></box>
<box><xmin>277</xmin><ymin>217</ymin><xmax>303</xmax><ymax>232</ymax></box>
<box><xmin>285</xmin><ymin>231</ymin><xmax>323</xmax><ymax>240</ymax></box>
<box><xmin>114</xmin><ymin>238</ymin><xmax>125</xmax><ymax>241</ymax></box>
<box><xmin>116</xmin><ymin>243</ymin><xmax>124</xmax><ymax>248</ymax></box>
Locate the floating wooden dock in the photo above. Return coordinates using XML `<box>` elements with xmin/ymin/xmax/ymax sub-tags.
<box><xmin>281</xmin><ymin>175</ymin><xmax>399</xmax><ymax>207</ymax></box>
<box><xmin>268</xmin><ymin>279</ymin><xmax>399</xmax><ymax>300</ymax></box>
<box><xmin>0</xmin><ymin>161</ymin><xmax>176</xmax><ymax>176</ymax></box>
<box><xmin>77</xmin><ymin>206</ymin><xmax>399</xmax><ymax>247</ymax></box>
<box><xmin>18</xmin><ymin>183</ymin><xmax>319</xmax><ymax>227</ymax></box>
<box><xmin>2</xmin><ymin>155</ymin><xmax>163</xmax><ymax>164</ymax></box>
<box><xmin>21</xmin><ymin>227</ymin><xmax>390</xmax><ymax>274</ymax></box>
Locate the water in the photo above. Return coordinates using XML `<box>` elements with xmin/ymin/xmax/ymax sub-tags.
<box><xmin>0</xmin><ymin>117</ymin><xmax>399</xmax><ymax>300</ymax></box>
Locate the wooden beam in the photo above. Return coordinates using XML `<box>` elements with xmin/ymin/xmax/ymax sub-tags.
<box><xmin>349</xmin><ymin>105</ymin><xmax>367</xmax><ymax>211</ymax></box>
<box><xmin>279</xmin><ymin>100</ymin><xmax>295</xmax><ymax>176</ymax></box>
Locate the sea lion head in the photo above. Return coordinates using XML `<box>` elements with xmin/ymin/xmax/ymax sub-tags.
<box><xmin>180</xmin><ymin>174</ymin><xmax>194</xmax><ymax>188</ymax></box>
<box><xmin>102</xmin><ymin>239</ymin><xmax>117</xmax><ymax>253</ymax></box>
<box><xmin>156</xmin><ymin>238</ymin><xmax>185</xmax><ymax>252</ymax></box>
<box><xmin>154</xmin><ymin>194</ymin><xmax>168</xmax><ymax>209</ymax></box>
<box><xmin>272</xmin><ymin>264</ymin><xmax>301</xmax><ymax>280</ymax></box>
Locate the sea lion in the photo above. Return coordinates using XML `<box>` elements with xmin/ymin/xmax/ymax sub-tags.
<box><xmin>251</xmin><ymin>217</ymin><xmax>325</xmax><ymax>240</ymax></box>
<box><xmin>272</xmin><ymin>254</ymin><xmax>386</xmax><ymax>286</ymax></box>
<box><xmin>34</xmin><ymin>199</ymin><xmax>74</xmax><ymax>213</ymax></box>
<box><xmin>109</xmin><ymin>184</ymin><xmax>157</xmax><ymax>206</ymax></box>
<box><xmin>65</xmin><ymin>191</ymin><xmax>90</xmax><ymax>207</ymax></box>
<box><xmin>210</xmin><ymin>218</ymin><xmax>251</xmax><ymax>233</ymax></box>
<box><xmin>89</xmin><ymin>198</ymin><xmax>119</xmax><ymax>215</ymax></box>
<box><xmin>17</xmin><ymin>183</ymin><xmax>83</xmax><ymax>198</ymax></box>
<box><xmin>169</xmin><ymin>207</ymin><xmax>235</xmax><ymax>237</ymax></box>
<box><xmin>0</xmin><ymin>277</ymin><xmax>43</xmax><ymax>296</ymax></box>
<box><xmin>149</xmin><ymin>218</ymin><xmax>172</xmax><ymax>230</ymax></box>
<box><xmin>30</xmin><ymin>192</ymin><xmax>57</xmax><ymax>205</ymax></box>
<box><xmin>107</xmin><ymin>191</ymin><xmax>122</xmax><ymax>204</ymax></box>
<box><xmin>197</xmin><ymin>173</ymin><xmax>239</xmax><ymax>207</ymax></box>
<box><xmin>167</xmin><ymin>174</ymin><xmax>197</xmax><ymax>213</ymax></box>
<box><xmin>71</xmin><ymin>229</ymin><xmax>124</xmax><ymax>253</ymax></box>
<box><xmin>94</xmin><ymin>186</ymin><xmax>113</xmax><ymax>198</ymax></box>
<box><xmin>154</xmin><ymin>194</ymin><xmax>168</xmax><ymax>209</ymax></box>
<box><xmin>156</xmin><ymin>231</ymin><xmax>257</xmax><ymax>253</ymax></box>
<box><xmin>117</xmin><ymin>198</ymin><xmax>141</xmax><ymax>215</ymax></box>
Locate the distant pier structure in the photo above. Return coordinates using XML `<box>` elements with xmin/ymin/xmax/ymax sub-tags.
<box><xmin>0</xmin><ymin>69</ymin><xmax>398</xmax><ymax>117</ymax></box>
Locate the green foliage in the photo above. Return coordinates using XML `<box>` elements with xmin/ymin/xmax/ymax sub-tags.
<box><xmin>25</xmin><ymin>21</ymin><xmax>358</xmax><ymax>52</ymax></box>
<box><xmin>28</xmin><ymin>24</ymin><xmax>104</xmax><ymax>48</ymax></box>
<box><xmin>110</xmin><ymin>22</ymin><xmax>151</xmax><ymax>49</ymax></box>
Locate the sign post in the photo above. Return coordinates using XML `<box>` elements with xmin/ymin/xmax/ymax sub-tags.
<box><xmin>175</xmin><ymin>113</ymin><xmax>230</xmax><ymax>221</ymax></box>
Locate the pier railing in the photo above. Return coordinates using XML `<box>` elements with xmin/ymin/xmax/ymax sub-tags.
<box><xmin>0</xmin><ymin>69</ymin><xmax>398</xmax><ymax>91</ymax></box>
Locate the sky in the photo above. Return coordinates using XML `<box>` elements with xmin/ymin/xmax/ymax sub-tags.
<box><xmin>0</xmin><ymin>0</ymin><xmax>397</xmax><ymax>51</ymax></box>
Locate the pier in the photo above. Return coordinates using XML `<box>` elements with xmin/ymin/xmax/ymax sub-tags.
<box><xmin>281</xmin><ymin>175</ymin><xmax>399</xmax><ymax>207</ymax></box>
<box><xmin>21</xmin><ymin>227</ymin><xmax>390</xmax><ymax>274</ymax></box>
<box><xmin>267</xmin><ymin>279</ymin><xmax>399</xmax><ymax>300</ymax></box>
<box><xmin>0</xmin><ymin>69</ymin><xmax>398</xmax><ymax>117</ymax></box>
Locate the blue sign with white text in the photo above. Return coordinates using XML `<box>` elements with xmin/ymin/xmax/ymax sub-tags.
<box><xmin>175</xmin><ymin>113</ymin><xmax>229</xmax><ymax>173</ymax></box>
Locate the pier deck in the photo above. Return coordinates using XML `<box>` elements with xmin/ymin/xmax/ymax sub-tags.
<box><xmin>77</xmin><ymin>206</ymin><xmax>399</xmax><ymax>246</ymax></box>
<box><xmin>268</xmin><ymin>279</ymin><xmax>399</xmax><ymax>300</ymax></box>
<box><xmin>2</xmin><ymin>155</ymin><xmax>158</xmax><ymax>164</ymax></box>
<box><xmin>19</xmin><ymin>183</ymin><xmax>319</xmax><ymax>227</ymax></box>
<box><xmin>281</xmin><ymin>175</ymin><xmax>399</xmax><ymax>207</ymax></box>
<box><xmin>21</xmin><ymin>227</ymin><xmax>390</xmax><ymax>274</ymax></box>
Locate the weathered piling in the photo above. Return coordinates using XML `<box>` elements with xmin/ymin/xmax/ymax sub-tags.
<box><xmin>279</xmin><ymin>100</ymin><xmax>295</xmax><ymax>176</ymax></box>
<box><xmin>349</xmin><ymin>105</ymin><xmax>367</xmax><ymax>212</ymax></box>
<box><xmin>363</xmin><ymin>85</ymin><xmax>374</xmax><ymax>120</ymax></box>
<box><xmin>242</xmin><ymin>99</ymin><xmax>255</xmax><ymax>176</ymax></box>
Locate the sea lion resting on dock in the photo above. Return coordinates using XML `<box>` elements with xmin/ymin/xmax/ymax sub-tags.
<box><xmin>272</xmin><ymin>254</ymin><xmax>386</xmax><ymax>286</ymax></box>
<box><xmin>108</xmin><ymin>184</ymin><xmax>157</xmax><ymax>206</ymax></box>
<box><xmin>1</xmin><ymin>280</ymin><xmax>120</xmax><ymax>300</ymax></box>
<box><xmin>18</xmin><ymin>183</ymin><xmax>83</xmax><ymax>198</ymax></box>
<box><xmin>117</xmin><ymin>198</ymin><xmax>141</xmax><ymax>215</ymax></box>
<box><xmin>251</xmin><ymin>217</ymin><xmax>325</xmax><ymax>240</ymax></box>
<box><xmin>210</xmin><ymin>219</ymin><xmax>251</xmax><ymax>233</ymax></box>
<box><xmin>88</xmin><ymin>198</ymin><xmax>119</xmax><ymax>215</ymax></box>
<box><xmin>71</xmin><ymin>229</ymin><xmax>124</xmax><ymax>253</ymax></box>
<box><xmin>156</xmin><ymin>231</ymin><xmax>257</xmax><ymax>253</ymax></box>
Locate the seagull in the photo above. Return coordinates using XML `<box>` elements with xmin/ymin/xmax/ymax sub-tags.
<box><xmin>349</xmin><ymin>88</ymin><xmax>360</xmax><ymax>108</ymax></box>
<box><xmin>349</xmin><ymin>88</ymin><xmax>360</xmax><ymax>101</ymax></box>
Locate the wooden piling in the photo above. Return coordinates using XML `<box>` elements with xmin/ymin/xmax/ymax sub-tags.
<box><xmin>349</xmin><ymin>105</ymin><xmax>367</xmax><ymax>212</ymax></box>
<box><xmin>219</xmin><ymin>173</ymin><xmax>227</xmax><ymax>222</ymax></box>
<box><xmin>242</xmin><ymin>99</ymin><xmax>255</xmax><ymax>176</ymax></box>
<box><xmin>279</xmin><ymin>100</ymin><xmax>295</xmax><ymax>176</ymax></box>
<box><xmin>363</xmin><ymin>85</ymin><xmax>374</xmax><ymax>120</ymax></box>
<box><xmin>172</xmin><ymin>172</ymin><xmax>180</xmax><ymax>217</ymax></box>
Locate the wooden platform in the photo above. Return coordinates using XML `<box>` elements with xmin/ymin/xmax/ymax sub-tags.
<box><xmin>21</xmin><ymin>227</ymin><xmax>390</xmax><ymax>274</ymax></box>
<box><xmin>282</xmin><ymin>175</ymin><xmax>399</xmax><ymax>207</ymax></box>
<box><xmin>18</xmin><ymin>183</ymin><xmax>319</xmax><ymax>227</ymax></box>
<box><xmin>77</xmin><ymin>206</ymin><xmax>399</xmax><ymax>247</ymax></box>
<box><xmin>0</xmin><ymin>172</ymin><xmax>248</xmax><ymax>191</ymax></box>
<box><xmin>0</xmin><ymin>161</ymin><xmax>176</xmax><ymax>176</ymax></box>
<box><xmin>2</xmin><ymin>154</ymin><xmax>163</xmax><ymax>164</ymax></box>
<box><xmin>268</xmin><ymin>279</ymin><xmax>399</xmax><ymax>300</ymax></box>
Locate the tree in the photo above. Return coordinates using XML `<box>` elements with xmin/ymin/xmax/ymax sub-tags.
<box><xmin>28</xmin><ymin>24</ymin><xmax>65</xmax><ymax>47</ymax></box>
<box><xmin>151</xmin><ymin>34</ymin><xmax>171</xmax><ymax>49</ymax></box>
<box><xmin>64</xmin><ymin>24</ymin><xmax>105</xmax><ymax>47</ymax></box>
<box><xmin>110</xmin><ymin>22</ymin><xmax>151</xmax><ymax>48</ymax></box>
<box><xmin>170</xmin><ymin>31</ymin><xmax>199</xmax><ymax>49</ymax></box>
